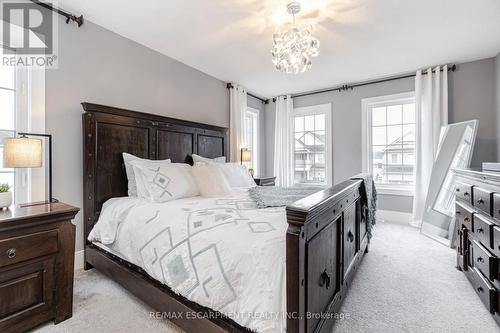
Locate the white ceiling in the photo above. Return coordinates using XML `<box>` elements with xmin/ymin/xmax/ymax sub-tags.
<box><xmin>60</xmin><ymin>0</ymin><xmax>500</xmax><ymax>98</ymax></box>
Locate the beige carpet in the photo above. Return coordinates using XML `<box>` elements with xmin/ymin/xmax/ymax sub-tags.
<box><xmin>34</xmin><ymin>221</ymin><xmax>498</xmax><ymax>333</ymax></box>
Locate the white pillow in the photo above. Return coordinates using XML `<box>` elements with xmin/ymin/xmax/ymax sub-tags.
<box><xmin>192</xmin><ymin>154</ymin><xmax>226</xmax><ymax>164</ymax></box>
<box><xmin>123</xmin><ymin>153</ymin><xmax>171</xmax><ymax>197</ymax></box>
<box><xmin>191</xmin><ymin>164</ymin><xmax>233</xmax><ymax>197</ymax></box>
<box><xmin>131</xmin><ymin>162</ymin><xmax>199</xmax><ymax>202</ymax></box>
<box><xmin>217</xmin><ymin>163</ymin><xmax>256</xmax><ymax>188</ymax></box>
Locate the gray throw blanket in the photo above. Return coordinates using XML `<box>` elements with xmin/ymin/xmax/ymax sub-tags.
<box><xmin>248</xmin><ymin>186</ymin><xmax>324</xmax><ymax>209</ymax></box>
<box><xmin>249</xmin><ymin>174</ymin><xmax>377</xmax><ymax>239</ymax></box>
<box><xmin>351</xmin><ymin>173</ymin><xmax>377</xmax><ymax>239</ymax></box>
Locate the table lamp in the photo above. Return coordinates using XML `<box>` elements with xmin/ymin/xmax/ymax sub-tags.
<box><xmin>240</xmin><ymin>148</ymin><xmax>254</xmax><ymax>176</ymax></box>
<box><xmin>3</xmin><ymin>133</ymin><xmax>53</xmax><ymax>206</ymax></box>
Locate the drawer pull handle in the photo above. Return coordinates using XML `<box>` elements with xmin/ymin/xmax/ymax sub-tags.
<box><xmin>456</xmin><ymin>188</ymin><xmax>460</xmax><ymax>192</ymax></box>
<box><xmin>464</xmin><ymin>192</ymin><xmax>470</xmax><ymax>197</ymax></box>
<box><xmin>477</xmin><ymin>228</ymin><xmax>484</xmax><ymax>233</ymax></box>
<box><xmin>464</xmin><ymin>217</ymin><xmax>470</xmax><ymax>222</ymax></box>
<box><xmin>319</xmin><ymin>270</ymin><xmax>331</xmax><ymax>289</ymax></box>
<box><xmin>6</xmin><ymin>248</ymin><xmax>16</xmax><ymax>259</ymax></box>
<box><xmin>477</xmin><ymin>286</ymin><xmax>484</xmax><ymax>293</ymax></box>
<box><xmin>477</xmin><ymin>199</ymin><xmax>484</xmax><ymax>205</ymax></box>
<box><xmin>347</xmin><ymin>231</ymin><xmax>354</xmax><ymax>243</ymax></box>
<box><xmin>477</xmin><ymin>257</ymin><xmax>484</xmax><ymax>263</ymax></box>
<box><xmin>456</xmin><ymin>211</ymin><xmax>461</xmax><ymax>215</ymax></box>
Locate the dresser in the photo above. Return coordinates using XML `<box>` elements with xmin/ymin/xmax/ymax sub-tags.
<box><xmin>453</xmin><ymin>168</ymin><xmax>500</xmax><ymax>326</ymax></box>
<box><xmin>0</xmin><ymin>202</ymin><xmax>79</xmax><ymax>332</ymax></box>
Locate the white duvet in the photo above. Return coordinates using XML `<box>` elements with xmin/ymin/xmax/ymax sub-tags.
<box><xmin>88</xmin><ymin>189</ymin><xmax>288</xmax><ymax>332</ymax></box>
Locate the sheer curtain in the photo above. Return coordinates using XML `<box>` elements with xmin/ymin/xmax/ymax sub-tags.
<box><xmin>273</xmin><ymin>95</ymin><xmax>294</xmax><ymax>187</ymax></box>
<box><xmin>411</xmin><ymin>66</ymin><xmax>448</xmax><ymax>227</ymax></box>
<box><xmin>229</xmin><ymin>84</ymin><xmax>248</xmax><ymax>162</ymax></box>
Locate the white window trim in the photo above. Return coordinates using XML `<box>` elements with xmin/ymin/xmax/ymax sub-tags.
<box><xmin>245</xmin><ymin>107</ymin><xmax>260</xmax><ymax>174</ymax></box>
<box><xmin>361</xmin><ymin>92</ymin><xmax>415</xmax><ymax>197</ymax></box>
<box><xmin>293</xmin><ymin>103</ymin><xmax>333</xmax><ymax>186</ymax></box>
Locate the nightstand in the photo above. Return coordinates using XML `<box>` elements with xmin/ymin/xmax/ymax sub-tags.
<box><xmin>253</xmin><ymin>176</ymin><xmax>276</xmax><ymax>186</ymax></box>
<box><xmin>0</xmin><ymin>202</ymin><xmax>79</xmax><ymax>332</ymax></box>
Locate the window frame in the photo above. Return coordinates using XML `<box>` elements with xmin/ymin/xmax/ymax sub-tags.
<box><xmin>244</xmin><ymin>107</ymin><xmax>260</xmax><ymax>174</ymax></box>
<box><xmin>292</xmin><ymin>103</ymin><xmax>332</xmax><ymax>186</ymax></box>
<box><xmin>362</xmin><ymin>92</ymin><xmax>416</xmax><ymax>196</ymax></box>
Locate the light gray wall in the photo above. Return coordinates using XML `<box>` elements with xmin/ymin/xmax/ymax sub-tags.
<box><xmin>264</xmin><ymin>57</ymin><xmax>499</xmax><ymax>213</ymax></box>
<box><xmin>449</xmin><ymin>58</ymin><xmax>498</xmax><ymax>166</ymax></box>
<box><xmin>46</xmin><ymin>18</ymin><xmax>228</xmax><ymax>253</ymax></box>
<box><xmin>247</xmin><ymin>95</ymin><xmax>267</xmax><ymax>175</ymax></box>
<box><xmin>292</xmin><ymin>78</ymin><xmax>415</xmax><ymax>213</ymax></box>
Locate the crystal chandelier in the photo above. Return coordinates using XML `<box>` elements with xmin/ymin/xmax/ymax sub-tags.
<box><xmin>271</xmin><ymin>2</ymin><xmax>320</xmax><ymax>74</ymax></box>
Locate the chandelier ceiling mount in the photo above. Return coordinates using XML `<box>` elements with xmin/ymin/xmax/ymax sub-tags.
<box><xmin>271</xmin><ymin>1</ymin><xmax>320</xmax><ymax>74</ymax></box>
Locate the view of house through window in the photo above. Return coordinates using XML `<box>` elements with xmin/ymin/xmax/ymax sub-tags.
<box><xmin>244</xmin><ymin>108</ymin><xmax>259</xmax><ymax>174</ymax></box>
<box><xmin>293</xmin><ymin>104</ymin><xmax>331</xmax><ymax>185</ymax></box>
<box><xmin>0</xmin><ymin>61</ymin><xmax>16</xmax><ymax>197</ymax></box>
<box><xmin>366</xmin><ymin>93</ymin><xmax>416</xmax><ymax>191</ymax></box>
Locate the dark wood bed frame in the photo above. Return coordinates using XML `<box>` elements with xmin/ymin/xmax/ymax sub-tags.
<box><xmin>82</xmin><ymin>102</ymin><xmax>370</xmax><ymax>333</ymax></box>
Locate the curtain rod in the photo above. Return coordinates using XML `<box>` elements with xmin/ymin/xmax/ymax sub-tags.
<box><xmin>273</xmin><ymin>64</ymin><xmax>457</xmax><ymax>102</ymax></box>
<box><xmin>30</xmin><ymin>0</ymin><xmax>84</xmax><ymax>27</ymax></box>
<box><xmin>226</xmin><ymin>83</ymin><xmax>269</xmax><ymax>104</ymax></box>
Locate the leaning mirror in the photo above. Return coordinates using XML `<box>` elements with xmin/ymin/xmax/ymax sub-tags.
<box><xmin>420</xmin><ymin>120</ymin><xmax>478</xmax><ymax>247</ymax></box>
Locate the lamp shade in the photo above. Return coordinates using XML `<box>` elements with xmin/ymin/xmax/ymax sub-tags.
<box><xmin>3</xmin><ymin>137</ymin><xmax>43</xmax><ymax>168</ymax></box>
<box><xmin>241</xmin><ymin>149</ymin><xmax>252</xmax><ymax>162</ymax></box>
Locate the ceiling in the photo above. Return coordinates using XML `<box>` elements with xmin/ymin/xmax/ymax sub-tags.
<box><xmin>60</xmin><ymin>0</ymin><xmax>500</xmax><ymax>98</ymax></box>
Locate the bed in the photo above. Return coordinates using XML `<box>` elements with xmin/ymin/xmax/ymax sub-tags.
<box><xmin>82</xmin><ymin>102</ymin><xmax>371</xmax><ymax>333</ymax></box>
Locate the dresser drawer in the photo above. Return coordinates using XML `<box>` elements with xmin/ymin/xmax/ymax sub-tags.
<box><xmin>473</xmin><ymin>187</ymin><xmax>493</xmax><ymax>216</ymax></box>
<box><xmin>456</xmin><ymin>202</ymin><xmax>474</xmax><ymax>231</ymax></box>
<box><xmin>494</xmin><ymin>193</ymin><xmax>500</xmax><ymax>221</ymax></box>
<box><xmin>473</xmin><ymin>214</ymin><xmax>494</xmax><ymax>248</ymax></box>
<box><xmin>0</xmin><ymin>230</ymin><xmax>59</xmax><ymax>268</ymax></box>
<box><xmin>493</xmin><ymin>226</ymin><xmax>500</xmax><ymax>258</ymax></box>
<box><xmin>455</xmin><ymin>181</ymin><xmax>473</xmax><ymax>204</ymax></box>
<box><xmin>471</xmin><ymin>267</ymin><xmax>497</xmax><ymax>314</ymax></box>
<box><xmin>472</xmin><ymin>240</ymin><xmax>497</xmax><ymax>281</ymax></box>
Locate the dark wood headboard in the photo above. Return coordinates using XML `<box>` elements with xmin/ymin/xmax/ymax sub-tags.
<box><xmin>82</xmin><ymin>102</ymin><xmax>228</xmax><ymax>244</ymax></box>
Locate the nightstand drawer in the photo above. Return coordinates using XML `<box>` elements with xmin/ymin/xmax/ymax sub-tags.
<box><xmin>472</xmin><ymin>240</ymin><xmax>497</xmax><ymax>281</ymax></box>
<box><xmin>0</xmin><ymin>258</ymin><xmax>55</xmax><ymax>331</ymax></box>
<box><xmin>0</xmin><ymin>230</ymin><xmax>59</xmax><ymax>268</ymax></box>
<box><xmin>456</xmin><ymin>202</ymin><xmax>474</xmax><ymax>231</ymax></box>
<box><xmin>473</xmin><ymin>187</ymin><xmax>493</xmax><ymax>216</ymax></box>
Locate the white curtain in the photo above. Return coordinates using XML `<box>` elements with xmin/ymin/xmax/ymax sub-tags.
<box><xmin>273</xmin><ymin>95</ymin><xmax>294</xmax><ymax>187</ymax></box>
<box><xmin>411</xmin><ymin>65</ymin><xmax>448</xmax><ymax>227</ymax></box>
<box><xmin>229</xmin><ymin>84</ymin><xmax>248</xmax><ymax>162</ymax></box>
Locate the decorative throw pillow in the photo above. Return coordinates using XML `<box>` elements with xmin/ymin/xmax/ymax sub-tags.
<box><xmin>191</xmin><ymin>164</ymin><xmax>233</xmax><ymax>197</ymax></box>
<box><xmin>217</xmin><ymin>163</ymin><xmax>256</xmax><ymax>188</ymax></box>
<box><xmin>130</xmin><ymin>162</ymin><xmax>198</xmax><ymax>202</ymax></box>
<box><xmin>122</xmin><ymin>152</ymin><xmax>171</xmax><ymax>197</ymax></box>
<box><xmin>191</xmin><ymin>154</ymin><xmax>226</xmax><ymax>165</ymax></box>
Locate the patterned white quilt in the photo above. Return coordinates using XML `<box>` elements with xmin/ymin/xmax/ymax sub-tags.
<box><xmin>88</xmin><ymin>189</ymin><xmax>288</xmax><ymax>332</ymax></box>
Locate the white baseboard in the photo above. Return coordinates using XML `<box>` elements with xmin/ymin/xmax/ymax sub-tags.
<box><xmin>74</xmin><ymin>250</ymin><xmax>84</xmax><ymax>271</ymax></box>
<box><xmin>377</xmin><ymin>209</ymin><xmax>413</xmax><ymax>225</ymax></box>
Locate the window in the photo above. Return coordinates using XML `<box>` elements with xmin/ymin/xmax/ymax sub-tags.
<box><xmin>244</xmin><ymin>107</ymin><xmax>259</xmax><ymax>174</ymax></box>
<box><xmin>0</xmin><ymin>46</ymin><xmax>45</xmax><ymax>204</ymax></box>
<box><xmin>293</xmin><ymin>104</ymin><xmax>332</xmax><ymax>186</ymax></box>
<box><xmin>0</xmin><ymin>61</ymin><xmax>16</xmax><ymax>197</ymax></box>
<box><xmin>362</xmin><ymin>92</ymin><xmax>415</xmax><ymax>195</ymax></box>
